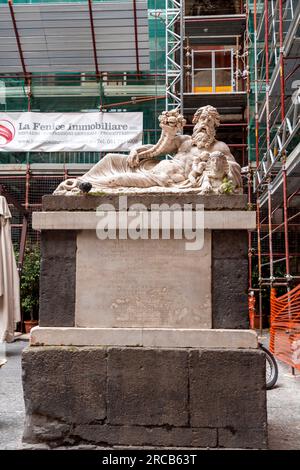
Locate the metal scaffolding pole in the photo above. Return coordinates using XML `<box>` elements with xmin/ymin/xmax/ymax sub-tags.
<box><xmin>132</xmin><ymin>0</ymin><xmax>141</xmax><ymax>76</ymax></box>
<box><xmin>268</xmin><ymin>183</ymin><xmax>274</xmax><ymax>282</ymax></box>
<box><xmin>165</xmin><ymin>0</ymin><xmax>184</xmax><ymax>112</ymax></box>
<box><xmin>8</xmin><ymin>0</ymin><xmax>28</xmax><ymax>80</ymax></box>
<box><xmin>264</xmin><ymin>0</ymin><xmax>271</xmax><ymax>153</ymax></box>
<box><xmin>257</xmin><ymin>198</ymin><xmax>263</xmax><ymax>335</ymax></box>
<box><xmin>253</xmin><ymin>0</ymin><xmax>260</xmax><ymax>169</ymax></box>
<box><xmin>279</xmin><ymin>0</ymin><xmax>285</xmax><ymax>121</ymax></box>
<box><xmin>88</xmin><ymin>0</ymin><xmax>100</xmax><ymax>78</ymax></box>
<box><xmin>282</xmin><ymin>166</ymin><xmax>291</xmax><ymax>279</ymax></box>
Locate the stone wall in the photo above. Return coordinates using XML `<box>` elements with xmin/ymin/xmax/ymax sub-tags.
<box><xmin>22</xmin><ymin>346</ymin><xmax>267</xmax><ymax>449</ymax></box>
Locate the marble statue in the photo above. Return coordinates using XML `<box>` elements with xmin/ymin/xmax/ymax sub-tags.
<box><xmin>54</xmin><ymin>105</ymin><xmax>242</xmax><ymax>195</ymax></box>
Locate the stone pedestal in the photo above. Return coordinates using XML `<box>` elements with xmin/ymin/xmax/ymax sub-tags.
<box><xmin>22</xmin><ymin>194</ymin><xmax>267</xmax><ymax>449</ymax></box>
<box><xmin>23</xmin><ymin>346</ymin><xmax>267</xmax><ymax>449</ymax></box>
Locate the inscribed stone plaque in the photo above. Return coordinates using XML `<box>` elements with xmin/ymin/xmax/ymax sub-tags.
<box><xmin>75</xmin><ymin>231</ymin><xmax>212</xmax><ymax>328</ymax></box>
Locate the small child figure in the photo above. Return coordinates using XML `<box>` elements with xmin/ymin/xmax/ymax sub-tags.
<box><xmin>187</xmin><ymin>151</ymin><xmax>210</xmax><ymax>186</ymax></box>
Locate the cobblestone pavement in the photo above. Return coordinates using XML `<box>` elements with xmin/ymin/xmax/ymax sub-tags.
<box><xmin>0</xmin><ymin>338</ymin><xmax>300</xmax><ymax>450</ymax></box>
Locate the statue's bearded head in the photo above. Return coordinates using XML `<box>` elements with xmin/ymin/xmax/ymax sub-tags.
<box><xmin>191</xmin><ymin>105</ymin><xmax>220</xmax><ymax>149</ymax></box>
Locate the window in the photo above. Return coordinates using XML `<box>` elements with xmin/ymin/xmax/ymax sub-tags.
<box><xmin>192</xmin><ymin>49</ymin><xmax>234</xmax><ymax>93</ymax></box>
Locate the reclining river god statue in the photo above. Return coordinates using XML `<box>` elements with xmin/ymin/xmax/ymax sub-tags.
<box><xmin>54</xmin><ymin>105</ymin><xmax>243</xmax><ymax>195</ymax></box>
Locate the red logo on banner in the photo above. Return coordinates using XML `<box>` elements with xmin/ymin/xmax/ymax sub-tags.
<box><xmin>0</xmin><ymin>119</ymin><xmax>15</xmax><ymax>146</ymax></box>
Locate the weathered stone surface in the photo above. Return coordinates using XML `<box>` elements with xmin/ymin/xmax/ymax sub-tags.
<box><xmin>107</xmin><ymin>348</ymin><xmax>188</xmax><ymax>426</ymax></box>
<box><xmin>39</xmin><ymin>230</ymin><xmax>77</xmax><ymax>327</ymax></box>
<box><xmin>189</xmin><ymin>349</ymin><xmax>267</xmax><ymax>432</ymax></box>
<box><xmin>75</xmin><ymin>231</ymin><xmax>212</xmax><ymax>329</ymax></box>
<box><xmin>218</xmin><ymin>426</ymin><xmax>268</xmax><ymax>449</ymax></box>
<box><xmin>24</xmin><ymin>419</ymin><xmax>217</xmax><ymax>448</ymax></box>
<box><xmin>73</xmin><ymin>425</ymin><xmax>217</xmax><ymax>448</ymax></box>
<box><xmin>22</xmin><ymin>346</ymin><xmax>267</xmax><ymax>449</ymax></box>
<box><xmin>22</xmin><ymin>347</ymin><xmax>106</xmax><ymax>424</ymax></box>
<box><xmin>43</xmin><ymin>194</ymin><xmax>248</xmax><ymax>212</ymax></box>
<box><xmin>212</xmin><ymin>259</ymin><xmax>249</xmax><ymax>329</ymax></box>
<box><xmin>212</xmin><ymin>230</ymin><xmax>248</xmax><ymax>259</ymax></box>
<box><xmin>40</xmin><ymin>229</ymin><xmax>76</xmax><ymax>259</ymax></box>
<box><xmin>212</xmin><ymin>230</ymin><xmax>249</xmax><ymax>329</ymax></box>
<box><xmin>23</xmin><ymin>415</ymin><xmax>71</xmax><ymax>444</ymax></box>
<box><xmin>23</xmin><ymin>416</ymin><xmax>217</xmax><ymax>448</ymax></box>
<box><xmin>30</xmin><ymin>326</ymin><xmax>258</xmax><ymax>349</ymax></box>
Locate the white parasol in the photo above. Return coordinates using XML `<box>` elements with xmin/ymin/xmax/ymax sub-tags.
<box><xmin>0</xmin><ymin>196</ymin><xmax>20</xmax><ymax>343</ymax></box>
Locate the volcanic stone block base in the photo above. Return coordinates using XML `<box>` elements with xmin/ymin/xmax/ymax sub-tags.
<box><xmin>22</xmin><ymin>346</ymin><xmax>268</xmax><ymax>449</ymax></box>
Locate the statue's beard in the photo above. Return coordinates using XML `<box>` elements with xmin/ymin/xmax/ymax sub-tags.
<box><xmin>191</xmin><ymin>126</ymin><xmax>216</xmax><ymax>149</ymax></box>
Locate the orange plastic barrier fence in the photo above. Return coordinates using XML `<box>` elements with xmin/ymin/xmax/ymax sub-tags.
<box><xmin>270</xmin><ymin>284</ymin><xmax>300</xmax><ymax>371</ymax></box>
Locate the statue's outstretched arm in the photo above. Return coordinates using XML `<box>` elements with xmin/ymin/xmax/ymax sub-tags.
<box><xmin>127</xmin><ymin>110</ymin><xmax>186</xmax><ymax>168</ymax></box>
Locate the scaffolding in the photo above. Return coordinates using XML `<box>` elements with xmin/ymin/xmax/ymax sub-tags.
<box><xmin>248</xmin><ymin>0</ymin><xmax>300</xmax><ymax>369</ymax></box>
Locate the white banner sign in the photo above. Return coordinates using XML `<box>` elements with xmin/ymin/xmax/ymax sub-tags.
<box><xmin>0</xmin><ymin>112</ymin><xmax>143</xmax><ymax>152</ymax></box>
